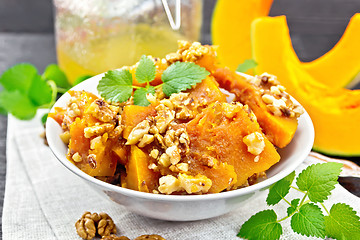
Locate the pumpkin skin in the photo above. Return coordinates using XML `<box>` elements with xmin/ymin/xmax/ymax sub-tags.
<box><xmin>213</xmin><ymin>67</ymin><xmax>298</xmax><ymax>148</ymax></box>
<box><xmin>211</xmin><ymin>0</ymin><xmax>273</xmax><ymax>72</ymax></box>
<box><xmin>252</xmin><ymin>16</ymin><xmax>360</xmax><ymax>156</ymax></box>
<box><xmin>302</xmin><ymin>13</ymin><xmax>360</xmax><ymax>89</ymax></box>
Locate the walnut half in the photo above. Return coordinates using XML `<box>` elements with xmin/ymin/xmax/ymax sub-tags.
<box><xmin>75</xmin><ymin>212</ymin><xmax>117</xmax><ymax>240</ymax></box>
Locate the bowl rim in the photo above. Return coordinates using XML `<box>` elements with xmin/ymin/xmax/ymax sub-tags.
<box><xmin>46</xmin><ymin>73</ymin><xmax>315</xmax><ymax>202</ymax></box>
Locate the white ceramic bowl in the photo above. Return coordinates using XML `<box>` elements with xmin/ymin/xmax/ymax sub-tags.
<box><xmin>46</xmin><ymin>73</ymin><xmax>314</xmax><ymax>221</ymax></box>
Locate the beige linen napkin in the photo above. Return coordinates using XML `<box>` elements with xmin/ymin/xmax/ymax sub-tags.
<box><xmin>2</xmin><ymin>111</ymin><xmax>360</xmax><ymax>240</ymax></box>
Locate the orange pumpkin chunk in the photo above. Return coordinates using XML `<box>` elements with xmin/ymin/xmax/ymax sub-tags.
<box><xmin>126</xmin><ymin>145</ymin><xmax>159</xmax><ymax>192</ymax></box>
<box><xmin>213</xmin><ymin>67</ymin><xmax>298</xmax><ymax>148</ymax></box>
<box><xmin>186</xmin><ymin>102</ymin><xmax>280</xmax><ymax>188</ymax></box>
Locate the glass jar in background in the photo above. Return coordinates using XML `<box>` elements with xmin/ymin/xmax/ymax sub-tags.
<box><xmin>53</xmin><ymin>0</ymin><xmax>203</xmax><ymax>83</ymax></box>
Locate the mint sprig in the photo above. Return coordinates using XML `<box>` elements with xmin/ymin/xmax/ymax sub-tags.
<box><xmin>238</xmin><ymin>162</ymin><xmax>360</xmax><ymax>240</ymax></box>
<box><xmin>133</xmin><ymin>86</ymin><xmax>155</xmax><ymax>106</ymax></box>
<box><xmin>97</xmin><ymin>70</ymin><xmax>133</xmax><ymax>103</ymax></box>
<box><xmin>97</xmin><ymin>55</ymin><xmax>210</xmax><ymax>105</ymax></box>
<box><xmin>0</xmin><ymin>63</ymin><xmax>90</xmax><ymax>120</ymax></box>
<box><xmin>135</xmin><ymin>55</ymin><xmax>156</xmax><ymax>84</ymax></box>
<box><xmin>161</xmin><ymin>61</ymin><xmax>209</xmax><ymax>96</ymax></box>
<box><xmin>236</xmin><ymin>59</ymin><xmax>257</xmax><ymax>73</ymax></box>
<box><xmin>325</xmin><ymin>203</ymin><xmax>360</xmax><ymax>240</ymax></box>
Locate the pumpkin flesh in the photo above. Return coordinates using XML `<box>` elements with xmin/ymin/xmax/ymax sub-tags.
<box><xmin>252</xmin><ymin>16</ymin><xmax>360</xmax><ymax>156</ymax></box>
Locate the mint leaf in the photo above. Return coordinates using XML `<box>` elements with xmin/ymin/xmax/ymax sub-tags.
<box><xmin>72</xmin><ymin>75</ymin><xmax>92</xmax><ymax>86</ymax></box>
<box><xmin>135</xmin><ymin>55</ymin><xmax>156</xmax><ymax>83</ymax></box>
<box><xmin>0</xmin><ymin>100</ymin><xmax>7</xmax><ymax>115</ymax></box>
<box><xmin>97</xmin><ymin>69</ymin><xmax>133</xmax><ymax>103</ymax></box>
<box><xmin>0</xmin><ymin>90</ymin><xmax>36</xmax><ymax>120</ymax></box>
<box><xmin>133</xmin><ymin>86</ymin><xmax>155</xmax><ymax>106</ymax></box>
<box><xmin>236</xmin><ymin>59</ymin><xmax>258</xmax><ymax>73</ymax></box>
<box><xmin>0</xmin><ymin>63</ymin><xmax>37</xmax><ymax>93</ymax></box>
<box><xmin>287</xmin><ymin>198</ymin><xmax>300</xmax><ymax>216</ymax></box>
<box><xmin>41</xmin><ymin>113</ymin><xmax>48</xmax><ymax>125</ymax></box>
<box><xmin>325</xmin><ymin>203</ymin><xmax>360</xmax><ymax>240</ymax></box>
<box><xmin>267</xmin><ymin>171</ymin><xmax>295</xmax><ymax>205</ymax></box>
<box><xmin>296</xmin><ymin>162</ymin><xmax>342</xmax><ymax>202</ymax></box>
<box><xmin>42</xmin><ymin>64</ymin><xmax>70</xmax><ymax>89</ymax></box>
<box><xmin>161</xmin><ymin>62</ymin><xmax>209</xmax><ymax>96</ymax></box>
<box><xmin>291</xmin><ymin>203</ymin><xmax>325</xmax><ymax>238</ymax></box>
<box><xmin>28</xmin><ymin>74</ymin><xmax>53</xmax><ymax>106</ymax></box>
<box><xmin>238</xmin><ymin>210</ymin><xmax>282</xmax><ymax>240</ymax></box>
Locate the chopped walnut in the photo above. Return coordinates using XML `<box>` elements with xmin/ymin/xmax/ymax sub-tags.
<box><xmin>72</xmin><ymin>152</ymin><xmax>82</xmax><ymax>163</ymax></box>
<box><xmin>97</xmin><ymin>212</ymin><xmax>117</xmax><ymax>237</ymax></box>
<box><xmin>169</xmin><ymin>163</ymin><xmax>189</xmax><ymax>173</ymax></box>
<box><xmin>86</xmin><ymin>99</ymin><xmax>119</xmax><ymax>123</ymax></box>
<box><xmin>158</xmin><ymin>153</ymin><xmax>171</xmax><ymax>167</ymax></box>
<box><xmin>84</xmin><ymin>123</ymin><xmax>115</xmax><ymax>138</ymax></box>
<box><xmin>165</xmin><ymin>145</ymin><xmax>181</xmax><ymax>165</ymax></box>
<box><xmin>243</xmin><ymin>132</ymin><xmax>265</xmax><ymax>156</ymax></box>
<box><xmin>126</xmin><ymin>120</ymin><xmax>150</xmax><ymax>145</ymax></box>
<box><xmin>246</xmin><ymin>73</ymin><xmax>304</xmax><ymax>118</ymax></box>
<box><xmin>60</xmin><ymin>131</ymin><xmax>71</xmax><ymax>144</ymax></box>
<box><xmin>154</xmin><ymin>104</ymin><xmax>175</xmax><ymax>133</ymax></box>
<box><xmin>90</xmin><ymin>136</ymin><xmax>103</xmax><ymax>150</ymax></box>
<box><xmin>149</xmin><ymin>149</ymin><xmax>160</xmax><ymax>159</ymax></box>
<box><xmin>165</xmin><ymin>52</ymin><xmax>182</xmax><ymax>64</ymax></box>
<box><xmin>134</xmin><ymin>235</ymin><xmax>166</xmax><ymax>240</ymax></box>
<box><xmin>180</xmin><ymin>41</ymin><xmax>209</xmax><ymax>62</ymax></box>
<box><xmin>178</xmin><ymin>173</ymin><xmax>212</xmax><ymax>194</ymax></box>
<box><xmin>158</xmin><ymin>175</ymin><xmax>181</xmax><ymax>194</ymax></box>
<box><xmin>87</xmin><ymin>154</ymin><xmax>97</xmax><ymax>169</ymax></box>
<box><xmin>222</xmin><ymin>102</ymin><xmax>242</xmax><ymax>119</ymax></box>
<box><xmin>75</xmin><ymin>212</ymin><xmax>100</xmax><ymax>240</ymax></box>
<box><xmin>138</xmin><ymin>134</ymin><xmax>155</xmax><ymax>148</ymax></box>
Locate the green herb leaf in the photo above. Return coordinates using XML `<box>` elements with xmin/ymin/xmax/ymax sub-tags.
<box><xmin>135</xmin><ymin>55</ymin><xmax>156</xmax><ymax>83</ymax></box>
<box><xmin>325</xmin><ymin>203</ymin><xmax>360</xmax><ymax>240</ymax></box>
<box><xmin>42</xmin><ymin>64</ymin><xmax>70</xmax><ymax>89</ymax></box>
<box><xmin>236</xmin><ymin>59</ymin><xmax>258</xmax><ymax>73</ymax></box>
<box><xmin>72</xmin><ymin>75</ymin><xmax>92</xmax><ymax>86</ymax></box>
<box><xmin>0</xmin><ymin>90</ymin><xmax>37</xmax><ymax>120</ymax></box>
<box><xmin>161</xmin><ymin>62</ymin><xmax>209</xmax><ymax>96</ymax></box>
<box><xmin>41</xmin><ymin>113</ymin><xmax>48</xmax><ymax>125</ymax></box>
<box><xmin>267</xmin><ymin>171</ymin><xmax>295</xmax><ymax>205</ymax></box>
<box><xmin>287</xmin><ymin>198</ymin><xmax>300</xmax><ymax>216</ymax></box>
<box><xmin>28</xmin><ymin>74</ymin><xmax>53</xmax><ymax>106</ymax></box>
<box><xmin>291</xmin><ymin>203</ymin><xmax>325</xmax><ymax>238</ymax></box>
<box><xmin>0</xmin><ymin>98</ymin><xmax>7</xmax><ymax>115</ymax></box>
<box><xmin>238</xmin><ymin>210</ymin><xmax>282</xmax><ymax>240</ymax></box>
<box><xmin>296</xmin><ymin>163</ymin><xmax>342</xmax><ymax>202</ymax></box>
<box><xmin>97</xmin><ymin>70</ymin><xmax>133</xmax><ymax>103</ymax></box>
<box><xmin>0</xmin><ymin>104</ymin><xmax>7</xmax><ymax>115</ymax></box>
<box><xmin>0</xmin><ymin>63</ymin><xmax>37</xmax><ymax>93</ymax></box>
<box><xmin>133</xmin><ymin>86</ymin><xmax>156</xmax><ymax>106</ymax></box>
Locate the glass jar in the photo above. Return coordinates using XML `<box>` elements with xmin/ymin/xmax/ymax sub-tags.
<box><xmin>53</xmin><ymin>0</ymin><xmax>203</xmax><ymax>83</ymax></box>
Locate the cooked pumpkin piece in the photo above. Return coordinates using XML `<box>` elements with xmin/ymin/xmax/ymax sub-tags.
<box><xmin>126</xmin><ymin>145</ymin><xmax>160</xmax><ymax>192</ymax></box>
<box><xmin>213</xmin><ymin>67</ymin><xmax>300</xmax><ymax>148</ymax></box>
<box><xmin>186</xmin><ymin>102</ymin><xmax>280</xmax><ymax>188</ymax></box>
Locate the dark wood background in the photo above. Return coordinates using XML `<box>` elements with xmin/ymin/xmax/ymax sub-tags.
<box><xmin>0</xmin><ymin>0</ymin><xmax>360</xmax><ymax>239</ymax></box>
<box><xmin>1</xmin><ymin>0</ymin><xmax>360</xmax><ymax>62</ymax></box>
